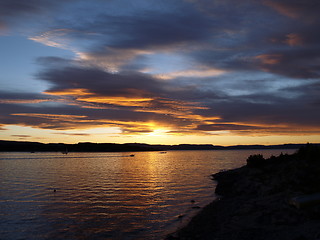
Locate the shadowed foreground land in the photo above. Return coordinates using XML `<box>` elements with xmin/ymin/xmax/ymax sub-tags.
<box><xmin>168</xmin><ymin>144</ymin><xmax>320</xmax><ymax>240</ymax></box>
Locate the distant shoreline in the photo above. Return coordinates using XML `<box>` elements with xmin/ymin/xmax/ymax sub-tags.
<box><xmin>1</xmin><ymin>140</ymin><xmax>317</xmax><ymax>152</ymax></box>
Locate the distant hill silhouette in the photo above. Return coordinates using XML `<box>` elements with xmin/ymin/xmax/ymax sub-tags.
<box><xmin>0</xmin><ymin>140</ymin><xmax>317</xmax><ymax>152</ymax></box>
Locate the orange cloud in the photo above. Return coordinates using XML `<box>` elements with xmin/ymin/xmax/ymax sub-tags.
<box><xmin>155</xmin><ymin>67</ymin><xmax>226</xmax><ymax>79</ymax></box>
<box><xmin>263</xmin><ymin>1</ymin><xmax>300</xmax><ymax>19</ymax></box>
<box><xmin>77</xmin><ymin>96</ymin><xmax>154</xmax><ymax>107</ymax></box>
<box><xmin>7</xmin><ymin>112</ymin><xmax>320</xmax><ymax>138</ymax></box>
<box><xmin>11</xmin><ymin>113</ymin><xmax>87</xmax><ymax>121</ymax></box>
<box><xmin>264</xmin><ymin>1</ymin><xmax>318</xmax><ymax>24</ymax></box>
<box><xmin>45</xmin><ymin>88</ymin><xmax>156</xmax><ymax>108</ymax></box>
<box><xmin>44</xmin><ymin>88</ymin><xmax>91</xmax><ymax>96</ymax></box>
<box><xmin>9</xmin><ymin>113</ymin><xmax>109</xmax><ymax>130</ymax></box>
<box><xmin>254</xmin><ymin>54</ymin><xmax>282</xmax><ymax>65</ymax></box>
<box><xmin>189</xmin><ymin>120</ymin><xmax>320</xmax><ymax>137</ymax></box>
<box><xmin>44</xmin><ymin>86</ymin><xmax>215</xmax><ymax>123</ymax></box>
<box><xmin>284</xmin><ymin>33</ymin><xmax>303</xmax><ymax>46</ymax></box>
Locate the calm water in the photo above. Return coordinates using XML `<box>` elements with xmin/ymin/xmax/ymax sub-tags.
<box><xmin>0</xmin><ymin>149</ymin><xmax>295</xmax><ymax>240</ymax></box>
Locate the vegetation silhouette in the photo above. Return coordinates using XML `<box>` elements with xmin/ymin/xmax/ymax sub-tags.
<box><xmin>169</xmin><ymin>144</ymin><xmax>320</xmax><ymax>240</ymax></box>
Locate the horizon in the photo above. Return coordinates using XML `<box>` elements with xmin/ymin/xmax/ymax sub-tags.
<box><xmin>1</xmin><ymin>139</ymin><xmax>317</xmax><ymax>148</ymax></box>
<box><xmin>1</xmin><ymin>1</ymin><xmax>320</xmax><ymax>145</ymax></box>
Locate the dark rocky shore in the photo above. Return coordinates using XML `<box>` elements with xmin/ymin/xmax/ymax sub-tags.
<box><xmin>167</xmin><ymin>144</ymin><xmax>320</xmax><ymax>240</ymax></box>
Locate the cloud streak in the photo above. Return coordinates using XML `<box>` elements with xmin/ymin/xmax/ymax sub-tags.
<box><xmin>1</xmin><ymin>0</ymin><xmax>320</xmax><ymax>142</ymax></box>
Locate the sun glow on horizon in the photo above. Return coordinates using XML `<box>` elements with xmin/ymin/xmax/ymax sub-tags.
<box><xmin>1</xmin><ymin>0</ymin><xmax>320</xmax><ymax>146</ymax></box>
<box><xmin>2</xmin><ymin>124</ymin><xmax>320</xmax><ymax>147</ymax></box>
<box><xmin>146</xmin><ymin>128</ymin><xmax>171</xmax><ymax>137</ymax></box>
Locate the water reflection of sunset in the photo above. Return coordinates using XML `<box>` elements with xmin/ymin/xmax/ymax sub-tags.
<box><xmin>0</xmin><ymin>149</ymin><xmax>297</xmax><ymax>239</ymax></box>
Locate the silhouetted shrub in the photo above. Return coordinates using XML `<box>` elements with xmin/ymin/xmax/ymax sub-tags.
<box><xmin>246</xmin><ymin>154</ymin><xmax>265</xmax><ymax>168</ymax></box>
<box><xmin>297</xmin><ymin>143</ymin><xmax>320</xmax><ymax>162</ymax></box>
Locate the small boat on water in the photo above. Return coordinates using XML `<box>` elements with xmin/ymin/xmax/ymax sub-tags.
<box><xmin>160</xmin><ymin>152</ymin><xmax>167</xmax><ymax>154</ymax></box>
<box><xmin>130</xmin><ymin>154</ymin><xmax>135</xmax><ymax>157</ymax></box>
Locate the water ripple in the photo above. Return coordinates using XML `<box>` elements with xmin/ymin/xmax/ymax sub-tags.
<box><xmin>0</xmin><ymin>149</ymin><xmax>295</xmax><ymax>239</ymax></box>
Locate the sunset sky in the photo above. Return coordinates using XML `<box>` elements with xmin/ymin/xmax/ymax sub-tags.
<box><xmin>1</xmin><ymin>0</ymin><xmax>320</xmax><ymax>145</ymax></box>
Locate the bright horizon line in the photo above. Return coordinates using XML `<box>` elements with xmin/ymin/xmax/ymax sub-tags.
<box><xmin>1</xmin><ymin>138</ymin><xmax>317</xmax><ymax>147</ymax></box>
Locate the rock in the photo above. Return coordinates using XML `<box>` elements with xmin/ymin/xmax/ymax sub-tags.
<box><xmin>169</xmin><ymin>144</ymin><xmax>320</xmax><ymax>240</ymax></box>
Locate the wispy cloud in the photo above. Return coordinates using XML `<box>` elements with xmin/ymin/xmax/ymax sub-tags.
<box><xmin>11</xmin><ymin>134</ymin><xmax>31</xmax><ymax>138</ymax></box>
<box><xmin>29</xmin><ymin>29</ymin><xmax>76</xmax><ymax>49</ymax></box>
<box><xmin>1</xmin><ymin>0</ymin><xmax>320</xmax><ymax>141</ymax></box>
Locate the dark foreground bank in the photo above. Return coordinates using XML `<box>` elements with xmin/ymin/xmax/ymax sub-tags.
<box><xmin>167</xmin><ymin>144</ymin><xmax>320</xmax><ymax>240</ymax></box>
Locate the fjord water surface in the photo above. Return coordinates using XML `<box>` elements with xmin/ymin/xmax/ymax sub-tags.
<box><xmin>0</xmin><ymin>149</ymin><xmax>295</xmax><ymax>239</ymax></box>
